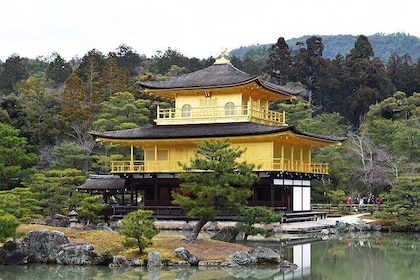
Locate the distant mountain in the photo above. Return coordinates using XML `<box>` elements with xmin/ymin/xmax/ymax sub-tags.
<box><xmin>231</xmin><ymin>33</ymin><xmax>420</xmax><ymax>64</ymax></box>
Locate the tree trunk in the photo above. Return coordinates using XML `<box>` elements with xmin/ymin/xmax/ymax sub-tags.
<box><xmin>186</xmin><ymin>218</ymin><xmax>208</xmax><ymax>242</ymax></box>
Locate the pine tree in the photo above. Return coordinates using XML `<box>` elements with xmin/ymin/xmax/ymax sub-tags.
<box><xmin>237</xmin><ymin>206</ymin><xmax>283</xmax><ymax>241</ymax></box>
<box><xmin>172</xmin><ymin>139</ymin><xmax>259</xmax><ymax>241</ymax></box>
<box><xmin>119</xmin><ymin>210</ymin><xmax>159</xmax><ymax>253</ymax></box>
<box><xmin>0</xmin><ymin>122</ymin><xmax>39</xmax><ymax>190</ymax></box>
<box><xmin>0</xmin><ymin>210</ymin><xmax>21</xmax><ymax>242</ymax></box>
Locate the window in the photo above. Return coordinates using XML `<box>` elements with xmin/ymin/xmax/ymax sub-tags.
<box><xmin>243</xmin><ymin>103</ymin><xmax>248</xmax><ymax>115</ymax></box>
<box><xmin>225</xmin><ymin>102</ymin><xmax>235</xmax><ymax>116</ymax></box>
<box><xmin>181</xmin><ymin>104</ymin><xmax>192</xmax><ymax>117</ymax></box>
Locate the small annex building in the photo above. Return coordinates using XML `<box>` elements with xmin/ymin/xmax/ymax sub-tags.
<box><xmin>83</xmin><ymin>53</ymin><xmax>343</xmax><ymax>221</ymax></box>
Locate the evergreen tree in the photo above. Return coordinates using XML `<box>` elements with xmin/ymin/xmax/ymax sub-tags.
<box><xmin>0</xmin><ymin>122</ymin><xmax>39</xmax><ymax>190</ymax></box>
<box><xmin>292</xmin><ymin>36</ymin><xmax>328</xmax><ymax>108</ymax></box>
<box><xmin>93</xmin><ymin>91</ymin><xmax>151</xmax><ymax>131</ymax></box>
<box><xmin>46</xmin><ymin>52</ymin><xmax>72</xmax><ymax>85</ymax></box>
<box><xmin>15</xmin><ymin>76</ymin><xmax>62</xmax><ymax>149</ymax></box>
<box><xmin>362</xmin><ymin>91</ymin><xmax>420</xmax><ymax>175</ymax></box>
<box><xmin>0</xmin><ymin>54</ymin><xmax>29</xmax><ymax>93</ymax></box>
<box><xmin>76</xmin><ymin>49</ymin><xmax>106</xmax><ymax>117</ymax></box>
<box><xmin>342</xmin><ymin>35</ymin><xmax>392</xmax><ymax>125</ymax></box>
<box><xmin>108</xmin><ymin>44</ymin><xmax>145</xmax><ymax>77</ymax></box>
<box><xmin>0</xmin><ymin>210</ymin><xmax>21</xmax><ymax>242</ymax></box>
<box><xmin>266</xmin><ymin>37</ymin><xmax>293</xmax><ymax>85</ymax></box>
<box><xmin>24</xmin><ymin>168</ymin><xmax>86</xmax><ymax>216</ymax></box>
<box><xmin>78</xmin><ymin>195</ymin><xmax>107</xmax><ymax>225</ymax></box>
<box><xmin>237</xmin><ymin>206</ymin><xmax>283</xmax><ymax>241</ymax></box>
<box><xmin>51</xmin><ymin>141</ymin><xmax>93</xmax><ymax>172</ymax></box>
<box><xmin>0</xmin><ymin>187</ymin><xmax>41</xmax><ymax>222</ymax></box>
<box><xmin>172</xmin><ymin>139</ymin><xmax>258</xmax><ymax>241</ymax></box>
<box><xmin>386</xmin><ymin>54</ymin><xmax>415</xmax><ymax>93</ymax></box>
<box><xmin>61</xmin><ymin>72</ymin><xmax>89</xmax><ymax>123</ymax></box>
<box><xmin>383</xmin><ymin>176</ymin><xmax>420</xmax><ymax>229</ymax></box>
<box><xmin>347</xmin><ymin>35</ymin><xmax>374</xmax><ymax>60</ymax></box>
<box><xmin>119</xmin><ymin>210</ymin><xmax>159</xmax><ymax>254</ymax></box>
<box><xmin>99</xmin><ymin>58</ymin><xmax>132</xmax><ymax>100</ymax></box>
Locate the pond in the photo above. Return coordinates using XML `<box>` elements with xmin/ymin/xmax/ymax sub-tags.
<box><xmin>0</xmin><ymin>232</ymin><xmax>419</xmax><ymax>280</ymax></box>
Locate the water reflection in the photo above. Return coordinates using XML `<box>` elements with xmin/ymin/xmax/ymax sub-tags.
<box><xmin>0</xmin><ymin>232</ymin><xmax>419</xmax><ymax>280</ymax></box>
<box><xmin>0</xmin><ymin>264</ymin><xmax>296</xmax><ymax>280</ymax></box>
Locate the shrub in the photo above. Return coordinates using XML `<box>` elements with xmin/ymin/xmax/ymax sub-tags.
<box><xmin>0</xmin><ymin>211</ymin><xmax>21</xmax><ymax>242</ymax></box>
<box><xmin>237</xmin><ymin>206</ymin><xmax>283</xmax><ymax>241</ymax></box>
<box><xmin>97</xmin><ymin>251</ymin><xmax>114</xmax><ymax>265</ymax></box>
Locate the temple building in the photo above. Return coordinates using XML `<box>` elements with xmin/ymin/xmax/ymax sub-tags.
<box><xmin>81</xmin><ymin>53</ymin><xmax>343</xmax><ymax>221</ymax></box>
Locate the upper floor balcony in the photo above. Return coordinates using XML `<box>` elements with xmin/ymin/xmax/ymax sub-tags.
<box><xmin>110</xmin><ymin>158</ymin><xmax>329</xmax><ymax>175</ymax></box>
<box><xmin>155</xmin><ymin>103</ymin><xmax>286</xmax><ymax>126</ymax></box>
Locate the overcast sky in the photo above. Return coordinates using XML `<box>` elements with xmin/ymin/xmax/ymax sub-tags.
<box><xmin>1</xmin><ymin>0</ymin><xmax>419</xmax><ymax>61</ymax></box>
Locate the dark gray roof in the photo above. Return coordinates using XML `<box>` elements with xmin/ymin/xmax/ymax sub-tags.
<box><xmin>138</xmin><ymin>63</ymin><xmax>297</xmax><ymax>95</ymax></box>
<box><xmin>90</xmin><ymin>122</ymin><xmax>342</xmax><ymax>143</ymax></box>
<box><xmin>78</xmin><ymin>177</ymin><xmax>126</xmax><ymax>190</ymax></box>
<box><xmin>139</xmin><ymin>63</ymin><xmax>254</xmax><ymax>89</ymax></box>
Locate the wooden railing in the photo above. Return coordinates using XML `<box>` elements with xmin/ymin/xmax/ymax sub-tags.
<box><xmin>156</xmin><ymin>104</ymin><xmax>286</xmax><ymax>126</ymax></box>
<box><xmin>311</xmin><ymin>203</ymin><xmax>382</xmax><ymax>213</ymax></box>
<box><xmin>111</xmin><ymin>161</ymin><xmax>145</xmax><ymax>172</ymax></box>
<box><xmin>101</xmin><ymin>205</ymin><xmax>139</xmax><ymax>218</ymax></box>
<box><xmin>103</xmin><ymin>205</ymin><xmax>326</xmax><ymax>222</ymax></box>
<box><xmin>255</xmin><ymin>158</ymin><xmax>329</xmax><ymax>174</ymax></box>
<box><xmin>110</xmin><ymin>158</ymin><xmax>329</xmax><ymax>174</ymax></box>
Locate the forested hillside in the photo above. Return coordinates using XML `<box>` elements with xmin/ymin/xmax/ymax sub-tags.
<box><xmin>0</xmin><ymin>34</ymin><xmax>418</xmax><ymax>232</ymax></box>
<box><xmin>231</xmin><ymin>33</ymin><xmax>420</xmax><ymax>63</ymax></box>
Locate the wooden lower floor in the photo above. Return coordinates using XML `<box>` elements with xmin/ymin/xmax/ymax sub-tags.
<box><xmin>101</xmin><ymin>204</ymin><xmax>327</xmax><ymax>223</ymax></box>
<box><xmin>78</xmin><ymin>171</ymin><xmax>326</xmax><ymax>223</ymax></box>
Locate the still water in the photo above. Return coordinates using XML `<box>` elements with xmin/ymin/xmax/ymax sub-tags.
<box><xmin>0</xmin><ymin>232</ymin><xmax>418</xmax><ymax>280</ymax></box>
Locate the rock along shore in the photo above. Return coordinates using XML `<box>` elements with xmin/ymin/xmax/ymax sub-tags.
<box><xmin>0</xmin><ymin>214</ymin><xmax>388</xmax><ymax>268</ymax></box>
<box><xmin>0</xmin><ymin>228</ymin><xmax>298</xmax><ymax>272</ymax></box>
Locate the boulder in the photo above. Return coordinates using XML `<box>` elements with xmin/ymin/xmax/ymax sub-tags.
<box><xmin>95</xmin><ymin>223</ymin><xmax>113</xmax><ymax>231</ymax></box>
<box><xmin>329</xmin><ymin>228</ymin><xmax>338</xmax><ymax>234</ymax></box>
<box><xmin>131</xmin><ymin>258</ymin><xmax>146</xmax><ymax>266</ymax></box>
<box><xmin>0</xmin><ymin>240</ymin><xmax>28</xmax><ymax>265</ymax></box>
<box><xmin>109</xmin><ymin>220</ymin><xmax>123</xmax><ymax>230</ymax></box>
<box><xmin>370</xmin><ymin>223</ymin><xmax>382</xmax><ymax>231</ymax></box>
<box><xmin>355</xmin><ymin>223</ymin><xmax>367</xmax><ymax>231</ymax></box>
<box><xmin>248</xmin><ymin>246</ymin><xmax>282</xmax><ymax>264</ymax></box>
<box><xmin>110</xmin><ymin>255</ymin><xmax>131</xmax><ymax>267</ymax></box>
<box><xmin>147</xmin><ymin>251</ymin><xmax>162</xmax><ymax>267</ymax></box>
<box><xmin>56</xmin><ymin>243</ymin><xmax>97</xmax><ymax>265</ymax></box>
<box><xmin>211</xmin><ymin>226</ymin><xmax>239</xmax><ymax>243</ymax></box>
<box><xmin>182</xmin><ymin>222</ymin><xmax>193</xmax><ymax>231</ymax></box>
<box><xmin>23</xmin><ymin>228</ymin><xmax>69</xmax><ymax>263</ymax></box>
<box><xmin>198</xmin><ymin>260</ymin><xmax>224</xmax><ymax>266</ymax></box>
<box><xmin>204</xmin><ymin>221</ymin><xmax>219</xmax><ymax>231</ymax></box>
<box><xmin>335</xmin><ymin>221</ymin><xmax>347</xmax><ymax>232</ymax></box>
<box><xmin>174</xmin><ymin>247</ymin><xmax>199</xmax><ymax>265</ymax></box>
<box><xmin>279</xmin><ymin>259</ymin><xmax>298</xmax><ymax>272</ymax></box>
<box><xmin>223</xmin><ymin>251</ymin><xmax>256</xmax><ymax>267</ymax></box>
<box><xmin>46</xmin><ymin>214</ymin><xmax>70</xmax><ymax>228</ymax></box>
<box><xmin>321</xmin><ymin>229</ymin><xmax>330</xmax><ymax>235</ymax></box>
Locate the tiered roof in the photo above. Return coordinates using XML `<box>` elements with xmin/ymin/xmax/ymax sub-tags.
<box><xmin>91</xmin><ymin>58</ymin><xmax>343</xmax><ymax>145</ymax></box>
<box><xmin>138</xmin><ymin>62</ymin><xmax>297</xmax><ymax>100</ymax></box>
<box><xmin>91</xmin><ymin>122</ymin><xmax>342</xmax><ymax>145</ymax></box>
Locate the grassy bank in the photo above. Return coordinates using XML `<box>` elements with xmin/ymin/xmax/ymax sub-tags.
<box><xmin>16</xmin><ymin>224</ymin><xmax>251</xmax><ymax>261</ymax></box>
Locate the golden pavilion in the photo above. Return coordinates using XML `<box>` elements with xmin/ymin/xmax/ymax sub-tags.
<box><xmin>82</xmin><ymin>53</ymin><xmax>342</xmax><ymax>221</ymax></box>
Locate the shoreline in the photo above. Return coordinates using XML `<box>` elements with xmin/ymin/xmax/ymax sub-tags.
<box><xmin>153</xmin><ymin>213</ymin><xmax>375</xmax><ymax>232</ymax></box>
